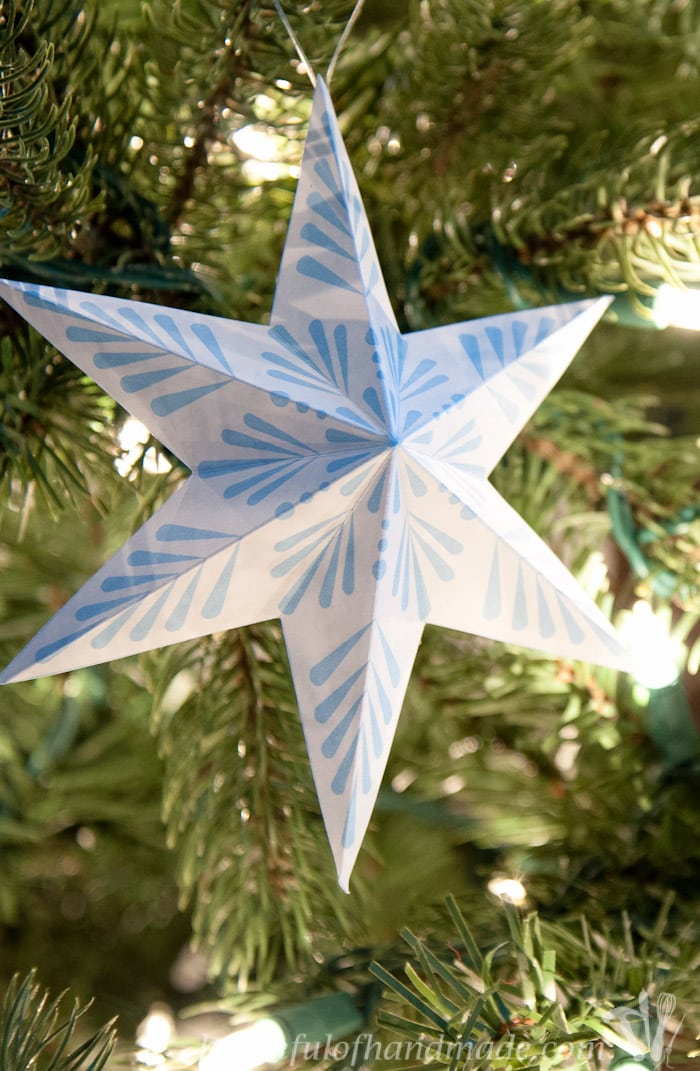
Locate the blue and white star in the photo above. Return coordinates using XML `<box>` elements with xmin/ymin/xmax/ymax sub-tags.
<box><xmin>0</xmin><ymin>79</ymin><xmax>628</xmax><ymax>889</ymax></box>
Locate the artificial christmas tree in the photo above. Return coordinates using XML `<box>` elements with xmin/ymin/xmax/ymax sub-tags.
<box><xmin>0</xmin><ymin>1</ymin><xmax>699</xmax><ymax>1068</ymax></box>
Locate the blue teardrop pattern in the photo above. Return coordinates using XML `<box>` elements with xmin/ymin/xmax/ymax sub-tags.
<box><xmin>383</xmin><ymin>461</ymin><xmax>465</xmax><ymax>618</ymax></box>
<box><xmin>198</xmin><ymin>412</ymin><xmax>321</xmax><ymax>506</ymax></box>
<box><xmin>32</xmin><ymin>516</ymin><xmax>239</xmax><ymax>665</ymax></box>
<box><xmin>480</xmin><ymin>540</ymin><xmax>615</xmax><ymax>652</ymax></box>
<box><xmin>307</xmin><ymin>622</ymin><xmax>408</xmax><ymax>848</ymax></box>
<box><xmin>430</xmin><ymin>417</ymin><xmax>485</xmax><ymax>479</ymax></box>
<box><xmin>261</xmin><ymin>320</ymin><xmax>379</xmax><ymax>427</ymax></box>
<box><xmin>16</xmin><ymin>285</ymin><xmax>237</xmax><ymax>422</ymax></box>
<box><xmin>274</xmin><ymin>510</ymin><xmax>356</xmax><ymax>614</ymax></box>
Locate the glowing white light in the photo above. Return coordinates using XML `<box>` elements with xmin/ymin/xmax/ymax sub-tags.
<box><xmin>130</xmin><ymin>135</ymin><xmax>144</xmax><ymax>151</ymax></box>
<box><xmin>199</xmin><ymin>1021</ymin><xmax>287</xmax><ymax>1071</ymax></box>
<box><xmin>653</xmin><ymin>284</ymin><xmax>700</xmax><ymax>330</ymax></box>
<box><xmin>488</xmin><ymin>877</ymin><xmax>527</xmax><ymax>905</ymax></box>
<box><xmin>233</xmin><ymin>124</ymin><xmax>283</xmax><ymax>161</ymax></box>
<box><xmin>136</xmin><ymin>1006</ymin><xmax>174</xmax><ymax>1054</ymax></box>
<box><xmin>116</xmin><ymin>417</ymin><xmax>172</xmax><ymax>477</ymax></box>
<box><xmin>242</xmin><ymin>160</ymin><xmax>300</xmax><ymax>183</ymax></box>
<box><xmin>622</xmin><ymin>601</ymin><xmax>683</xmax><ymax>690</ymax></box>
<box><xmin>232</xmin><ymin>120</ymin><xmax>299</xmax><ymax>183</ymax></box>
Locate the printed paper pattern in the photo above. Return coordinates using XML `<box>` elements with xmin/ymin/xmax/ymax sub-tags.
<box><xmin>0</xmin><ymin>79</ymin><xmax>628</xmax><ymax>889</ymax></box>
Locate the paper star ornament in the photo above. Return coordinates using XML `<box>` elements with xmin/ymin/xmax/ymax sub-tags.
<box><xmin>0</xmin><ymin>79</ymin><xmax>629</xmax><ymax>889</ymax></box>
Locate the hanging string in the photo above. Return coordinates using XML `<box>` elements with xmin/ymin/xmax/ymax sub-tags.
<box><xmin>326</xmin><ymin>0</ymin><xmax>366</xmax><ymax>84</ymax></box>
<box><xmin>273</xmin><ymin>0</ymin><xmax>317</xmax><ymax>87</ymax></box>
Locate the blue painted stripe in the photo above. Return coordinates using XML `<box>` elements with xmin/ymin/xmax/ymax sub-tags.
<box><xmin>401</xmin><ymin>358</ymin><xmax>436</xmax><ymax>393</ymax></box>
<box><xmin>154</xmin><ymin>313</ymin><xmax>194</xmax><ymax>358</ymax></box>
<box><xmin>377</xmin><ymin>626</ymin><xmax>401</xmax><ymax>687</ymax></box>
<box><xmin>151</xmin><ymin>381</ymin><xmax>225</xmax><ymax>416</ymax></box>
<box><xmin>311</xmin><ymin>624</ymin><xmax>370</xmax><ymax>685</ymax></box>
<box><xmin>402</xmin><ymin>374</ymin><xmax>449</xmax><ymax>400</ymax></box>
<box><xmin>325</xmin><ymin>427</ymin><xmax>377</xmax><ymax>446</ymax></box>
<box><xmin>275</xmin><ymin>512</ymin><xmax>344</xmax><ymax>552</ymax></box>
<box><xmin>460</xmin><ymin>333</ymin><xmax>484</xmax><ymax>378</ymax></box>
<box><xmin>129</xmin><ymin>589</ymin><xmax>171</xmax><ymax>642</ymax></box>
<box><xmin>191</xmin><ymin>322</ymin><xmax>232</xmax><ymax>373</ymax></box>
<box><xmin>24</xmin><ymin>291</ymin><xmax>71</xmax><ymax>314</ymax></box>
<box><xmin>246</xmin><ymin>459</ymin><xmax>310</xmax><ymax>505</ymax></box>
<box><xmin>484</xmin><ymin>545</ymin><xmax>501</xmax><ymax>620</ymax></box>
<box><xmin>297</xmin><ymin>256</ymin><xmax>360</xmax><ymax>293</ymax></box>
<box><xmin>76</xmin><ymin>594</ymin><xmax>138</xmax><ymax>621</ymax></box>
<box><xmin>512</xmin><ymin>563</ymin><xmax>528</xmax><ymax>630</ymax></box>
<box><xmin>319</xmin><ymin>531</ymin><xmax>342</xmax><ymax>609</ymax></box>
<box><xmin>102</xmin><ymin>572</ymin><xmax>173</xmax><ymax>592</ymax></box>
<box><xmin>406</xmin><ymin>464</ymin><xmax>427</xmax><ymax>497</ymax></box>
<box><xmin>314</xmin><ymin>156</ymin><xmax>342</xmax><ymax>198</ymax></box>
<box><xmin>361</xmin><ymin>732</ymin><xmax>372</xmax><ymax>793</ymax></box>
<box><xmin>37</xmin><ymin>624</ymin><xmax>95</xmax><ymax>662</ymax></box>
<box><xmin>157</xmin><ymin>523</ymin><xmax>232</xmax><ymax>541</ymax></box>
<box><xmin>220</xmin><ymin>427</ymin><xmax>297</xmax><ymax>456</ymax></box>
<box><xmin>122</xmin><ymin>365</ymin><xmax>186</xmax><ymax>393</ymax></box>
<box><xmin>367</xmin><ymin>468</ymin><xmax>387</xmax><ymax>514</ymax></box>
<box><xmin>308</xmin><ymin>191</ymin><xmax>353</xmax><ymax>237</ymax></box>
<box><xmin>411</xmin><ymin>532</ymin><xmax>453</xmax><ymax>581</ymax></box>
<box><xmin>326</xmin><ymin>450</ymin><xmax>373</xmax><ymax>473</ymax></box>
<box><xmin>369</xmin><ymin>699</ymin><xmax>383</xmax><ymax>758</ymax></box>
<box><xmin>308</xmin><ymin>319</ymin><xmax>335</xmax><ymax>383</ymax></box>
<box><xmin>128</xmin><ymin>550</ymin><xmax>199</xmax><ymax>565</ymax></box>
<box><xmin>341</xmin><ymin>792</ymin><xmax>356</xmax><ymax>849</ymax></box>
<box><xmin>117</xmin><ymin>306</ymin><xmax>163</xmax><ymax>346</ymax></box>
<box><xmin>536</xmin><ymin>581</ymin><xmax>555</xmax><ymax>638</ymax></box>
<box><xmin>512</xmin><ymin>320</ymin><xmax>528</xmax><ymax>356</ymax></box>
<box><xmin>372</xmin><ymin>666</ymin><xmax>393</xmax><ymax>725</ymax></box>
<box><xmin>243</xmin><ymin>412</ymin><xmax>312</xmax><ymax>453</ymax></box>
<box><xmin>486</xmin><ymin>326</ymin><xmax>504</xmax><ymax>364</ymax></box>
<box><xmin>557</xmin><ymin>596</ymin><xmax>586</xmax><ymax>643</ymax></box>
<box><xmin>342</xmin><ymin>517</ymin><xmax>355</xmax><ymax>595</ymax></box>
<box><xmin>335</xmin><ymin>407</ymin><xmax>382</xmax><ymax>433</ymax></box>
<box><xmin>414</xmin><ymin>516</ymin><xmax>462</xmax><ymax>555</ymax></box>
<box><xmin>198</xmin><ymin>456</ymin><xmax>285</xmax><ymax>478</ymax></box>
<box><xmin>334</xmin><ymin>324</ymin><xmax>350</xmax><ymax>392</ymax></box>
<box><xmin>202</xmin><ymin>545</ymin><xmax>239</xmax><ymax>619</ymax></box>
<box><xmin>165</xmin><ymin>568</ymin><xmax>202</xmax><ymax>632</ymax></box>
<box><xmin>94</xmin><ymin>351</ymin><xmax>159</xmax><ymax>369</ymax></box>
<box><xmin>315</xmin><ymin>667</ymin><xmax>364</xmax><ymax>724</ymax></box>
<box><xmin>322</xmin><ymin>697</ymin><xmax>362</xmax><ymax>757</ymax></box>
<box><xmin>301</xmin><ymin>222</ymin><xmax>354</xmax><ymax>261</ymax></box>
<box><xmin>217</xmin><ymin>459</ymin><xmax>295</xmax><ymax>498</ymax></box>
<box><xmin>267</xmin><ymin>325</ymin><xmax>321</xmax><ymax>373</ymax></box>
<box><xmin>66</xmin><ymin>327</ymin><xmax>126</xmax><ymax>343</ymax></box>
<box><xmin>534</xmin><ymin>316</ymin><xmax>555</xmax><ymax>346</ymax></box>
<box><xmin>331</xmin><ymin>731</ymin><xmax>359</xmax><ymax>795</ymax></box>
<box><xmin>362</xmin><ymin>386</ymin><xmax>385</xmax><ymax>424</ymax></box>
<box><xmin>90</xmin><ymin>603</ymin><xmax>140</xmax><ymax>649</ymax></box>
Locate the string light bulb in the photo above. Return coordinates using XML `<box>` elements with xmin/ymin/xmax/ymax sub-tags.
<box><xmin>488</xmin><ymin>876</ymin><xmax>527</xmax><ymax>905</ymax></box>
<box><xmin>653</xmin><ymin>284</ymin><xmax>700</xmax><ymax>330</ymax></box>
<box><xmin>621</xmin><ymin>601</ymin><xmax>698</xmax><ymax>767</ymax></box>
<box><xmin>200</xmin><ymin>1020</ymin><xmax>287</xmax><ymax>1071</ymax></box>
<box><xmin>198</xmin><ymin>993</ymin><xmax>365</xmax><ymax>1071</ymax></box>
<box><xmin>622</xmin><ymin>600</ymin><xmax>683</xmax><ymax>690</ymax></box>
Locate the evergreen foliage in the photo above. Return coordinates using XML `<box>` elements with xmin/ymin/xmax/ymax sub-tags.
<box><xmin>0</xmin><ymin>0</ymin><xmax>698</xmax><ymax>1065</ymax></box>
<box><xmin>0</xmin><ymin>970</ymin><xmax>115</xmax><ymax>1071</ymax></box>
<box><xmin>370</xmin><ymin>896</ymin><xmax>698</xmax><ymax>1071</ymax></box>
